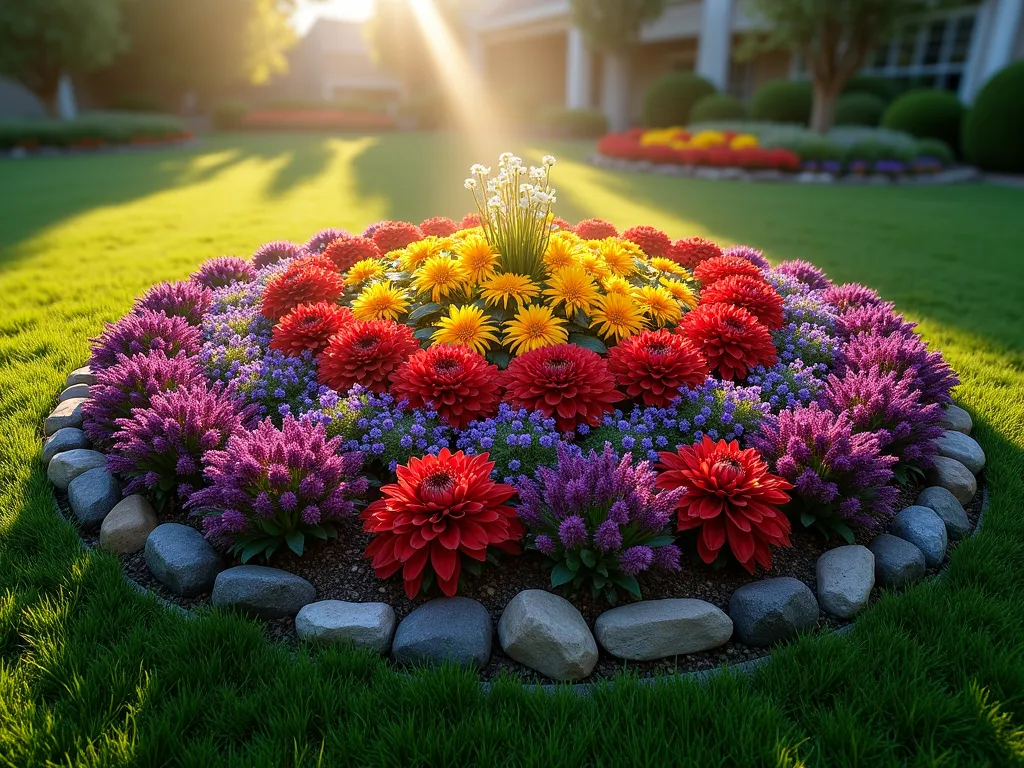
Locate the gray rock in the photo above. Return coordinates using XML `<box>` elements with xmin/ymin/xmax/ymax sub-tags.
<box><xmin>41</xmin><ymin>427</ymin><xmax>89</xmax><ymax>466</ymax></box>
<box><xmin>212</xmin><ymin>565</ymin><xmax>316</xmax><ymax>619</ymax></box>
<box><xmin>67</xmin><ymin>467</ymin><xmax>120</xmax><ymax>528</ymax></box>
<box><xmin>392</xmin><ymin>597</ymin><xmax>492</xmax><ymax>670</ymax></box>
<box><xmin>728</xmin><ymin>578</ymin><xmax>819</xmax><ymax>647</ymax></box>
<box><xmin>934</xmin><ymin>430</ymin><xmax>985</xmax><ymax>475</ymax></box>
<box><xmin>927</xmin><ymin>456</ymin><xmax>977</xmax><ymax>505</ymax></box>
<box><xmin>498</xmin><ymin>590</ymin><xmax>598</xmax><ymax>680</ymax></box>
<box><xmin>99</xmin><ymin>495</ymin><xmax>158</xmax><ymax>554</ymax></box>
<box><xmin>58</xmin><ymin>383</ymin><xmax>90</xmax><ymax>402</ymax></box>
<box><xmin>295</xmin><ymin>600</ymin><xmax>396</xmax><ymax>653</ymax></box>
<box><xmin>889</xmin><ymin>506</ymin><xmax>948</xmax><ymax>567</ymax></box>
<box><xmin>868</xmin><ymin>534</ymin><xmax>926</xmax><ymax>587</ymax></box>
<box><xmin>47</xmin><ymin>448</ymin><xmax>107</xmax><ymax>491</ymax></box>
<box><xmin>939</xmin><ymin>404</ymin><xmax>972</xmax><ymax>435</ymax></box>
<box><xmin>916</xmin><ymin>486</ymin><xmax>971</xmax><ymax>540</ymax></box>
<box><xmin>145</xmin><ymin>523</ymin><xmax>223</xmax><ymax>596</ymax></box>
<box><xmin>594</xmin><ymin>599</ymin><xmax>732</xmax><ymax>661</ymax></box>
<box><xmin>66</xmin><ymin>366</ymin><xmax>97</xmax><ymax>387</ymax></box>
<box><xmin>815</xmin><ymin>545</ymin><xmax>875</xmax><ymax>619</ymax></box>
<box><xmin>44</xmin><ymin>397</ymin><xmax>87</xmax><ymax>435</ymax></box>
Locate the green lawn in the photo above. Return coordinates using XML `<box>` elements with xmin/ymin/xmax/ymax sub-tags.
<box><xmin>2</xmin><ymin>132</ymin><xmax>1024</xmax><ymax>767</ymax></box>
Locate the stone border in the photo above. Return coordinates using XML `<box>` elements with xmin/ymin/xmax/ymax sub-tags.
<box><xmin>590</xmin><ymin>153</ymin><xmax>983</xmax><ymax>186</ymax></box>
<box><xmin>43</xmin><ymin>365</ymin><xmax>988</xmax><ymax>684</ymax></box>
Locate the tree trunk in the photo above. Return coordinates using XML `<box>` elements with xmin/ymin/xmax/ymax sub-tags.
<box><xmin>810</xmin><ymin>78</ymin><xmax>841</xmax><ymax>134</ymax></box>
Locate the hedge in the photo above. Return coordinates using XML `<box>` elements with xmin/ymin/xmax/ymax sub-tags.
<box><xmin>642</xmin><ymin>72</ymin><xmax>716</xmax><ymax>128</ymax></box>
<box><xmin>690</xmin><ymin>94</ymin><xmax>746</xmax><ymax>123</ymax></box>
<box><xmin>842</xmin><ymin>75</ymin><xmax>904</xmax><ymax>104</ymax></box>
<box><xmin>881</xmin><ymin>89</ymin><xmax>965</xmax><ymax>155</ymax></box>
<box><xmin>0</xmin><ymin>113</ymin><xmax>189</xmax><ymax>150</ymax></box>
<box><xmin>833</xmin><ymin>93</ymin><xmax>886</xmax><ymax>127</ymax></box>
<box><xmin>962</xmin><ymin>60</ymin><xmax>1024</xmax><ymax>173</ymax></box>
<box><xmin>749</xmin><ymin>80</ymin><xmax>812</xmax><ymax>125</ymax></box>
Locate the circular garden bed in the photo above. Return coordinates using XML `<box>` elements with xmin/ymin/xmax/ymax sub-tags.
<box><xmin>42</xmin><ymin>153</ymin><xmax>986</xmax><ymax>682</ymax></box>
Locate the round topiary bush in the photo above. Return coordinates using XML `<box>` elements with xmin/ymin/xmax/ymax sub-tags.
<box><xmin>750</xmin><ymin>80</ymin><xmax>812</xmax><ymax>125</ymax></box>
<box><xmin>963</xmin><ymin>61</ymin><xmax>1024</xmax><ymax>173</ymax></box>
<box><xmin>842</xmin><ymin>75</ymin><xmax>904</xmax><ymax>105</ymax></box>
<box><xmin>834</xmin><ymin>93</ymin><xmax>886</xmax><ymax>126</ymax></box>
<box><xmin>642</xmin><ymin>72</ymin><xmax>717</xmax><ymax>128</ymax></box>
<box><xmin>915</xmin><ymin>138</ymin><xmax>954</xmax><ymax>165</ymax></box>
<box><xmin>881</xmin><ymin>89</ymin><xmax>965</xmax><ymax>155</ymax></box>
<box><xmin>690</xmin><ymin>93</ymin><xmax>746</xmax><ymax>123</ymax></box>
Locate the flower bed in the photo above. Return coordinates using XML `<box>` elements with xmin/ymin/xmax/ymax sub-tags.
<box><xmin>0</xmin><ymin>114</ymin><xmax>193</xmax><ymax>155</ymax></box>
<box><xmin>44</xmin><ymin>152</ymin><xmax>986</xmax><ymax>682</ymax></box>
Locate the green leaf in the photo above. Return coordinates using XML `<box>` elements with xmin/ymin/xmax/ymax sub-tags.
<box><xmin>262</xmin><ymin>520</ymin><xmax>283</xmax><ymax>536</ymax></box>
<box><xmin>592</xmin><ymin>574</ymin><xmax>606</xmax><ymax>590</ymax></box>
<box><xmin>486</xmin><ymin>349</ymin><xmax>511</xmax><ymax>369</ymax></box>
<box><xmin>408</xmin><ymin>302</ymin><xmax>442</xmax><ymax>322</ymax></box>
<box><xmin>573</xmin><ymin>310</ymin><xmax>591</xmax><ymax>327</ymax></box>
<box><xmin>595</xmin><ymin>562</ymin><xmax>609</xmax><ymax>577</ymax></box>
<box><xmin>646</xmin><ymin>535</ymin><xmax>676</xmax><ymax>548</ymax></box>
<box><xmin>568</xmin><ymin>333</ymin><xmax>607</xmax><ymax>354</ymax></box>
<box><xmin>413</xmin><ymin>326</ymin><xmax>435</xmax><ymax>341</ymax></box>
<box><xmin>611</xmin><ymin>573</ymin><xmax>642</xmax><ymax>598</ymax></box>
<box><xmin>307</xmin><ymin>525</ymin><xmax>329</xmax><ymax>541</ymax></box>
<box><xmin>800</xmin><ymin>511</ymin><xmax>817</xmax><ymax>529</ymax></box>
<box><xmin>550</xmin><ymin>562</ymin><xmax>576</xmax><ymax>587</ymax></box>
<box><xmin>239</xmin><ymin>540</ymin><xmax>265</xmax><ymax>564</ymax></box>
<box><xmin>285</xmin><ymin>531</ymin><xmax>304</xmax><ymax>557</ymax></box>
<box><xmin>565</xmin><ymin>551</ymin><xmax>581</xmax><ymax>571</ymax></box>
<box><xmin>486</xmin><ymin>308</ymin><xmax>507</xmax><ymax>324</ymax></box>
<box><xmin>834</xmin><ymin>523</ymin><xmax>856</xmax><ymax>545</ymax></box>
<box><xmin>580</xmin><ymin>549</ymin><xmax>596</xmax><ymax>568</ymax></box>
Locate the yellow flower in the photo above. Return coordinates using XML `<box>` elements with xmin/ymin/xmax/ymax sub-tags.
<box><xmin>730</xmin><ymin>134</ymin><xmax>759</xmax><ymax>150</ymax></box>
<box><xmin>594</xmin><ymin>240</ymin><xmax>636</xmax><ymax>277</ymax></box>
<box><xmin>399</xmin><ymin>236</ymin><xmax>451</xmax><ymax>272</ymax></box>
<box><xmin>633</xmin><ymin>285</ymin><xmax>682</xmax><ymax>326</ymax></box>
<box><xmin>479</xmin><ymin>272</ymin><xmax>539</xmax><ymax>311</ymax></box>
<box><xmin>504</xmin><ymin>304</ymin><xmax>568</xmax><ymax>355</ymax></box>
<box><xmin>650</xmin><ymin>257</ymin><xmax>686</xmax><ymax>276</ymax></box>
<box><xmin>590</xmin><ymin>292</ymin><xmax>646</xmax><ymax>341</ymax></box>
<box><xmin>578</xmin><ymin>252</ymin><xmax>612</xmax><ymax>281</ymax></box>
<box><xmin>601</xmin><ymin>275</ymin><xmax>633</xmax><ymax>295</ymax></box>
<box><xmin>543</xmin><ymin>231</ymin><xmax>586</xmax><ymax>271</ymax></box>
<box><xmin>660</xmin><ymin>277</ymin><xmax>699</xmax><ymax>309</ymax></box>
<box><xmin>690</xmin><ymin>130</ymin><xmax>727</xmax><ymax>149</ymax></box>
<box><xmin>545</xmin><ymin>266</ymin><xmax>599</xmax><ymax>317</ymax></box>
<box><xmin>351</xmin><ymin>282</ymin><xmax>410</xmax><ymax>322</ymax></box>
<box><xmin>455</xmin><ymin>233</ymin><xmax>499</xmax><ymax>284</ymax></box>
<box><xmin>432</xmin><ymin>305</ymin><xmax>499</xmax><ymax>355</ymax></box>
<box><xmin>346</xmin><ymin>258</ymin><xmax>387</xmax><ymax>285</ymax></box>
<box><xmin>452</xmin><ymin>226</ymin><xmax>484</xmax><ymax>239</ymax></box>
<box><xmin>412</xmin><ymin>256</ymin><xmax>469</xmax><ymax>303</ymax></box>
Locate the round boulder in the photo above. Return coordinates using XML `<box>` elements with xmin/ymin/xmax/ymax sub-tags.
<box><xmin>728</xmin><ymin>577</ymin><xmax>819</xmax><ymax>647</ymax></box>
<box><xmin>915</xmin><ymin>486</ymin><xmax>970</xmax><ymax>540</ymax></box>
<box><xmin>296</xmin><ymin>600</ymin><xmax>396</xmax><ymax>653</ymax></box>
<box><xmin>392</xmin><ymin>597</ymin><xmax>492</xmax><ymax>670</ymax></box>
<box><xmin>42</xmin><ymin>427</ymin><xmax>89</xmax><ymax>467</ymax></box>
<box><xmin>498</xmin><ymin>590</ymin><xmax>598</xmax><ymax>681</ymax></box>
<box><xmin>212</xmin><ymin>565</ymin><xmax>316</xmax><ymax>619</ymax></box>
<box><xmin>47</xmin><ymin>449</ymin><xmax>107</xmax><ymax>491</ymax></box>
<box><xmin>938</xmin><ymin>404</ymin><xmax>972</xmax><ymax>435</ymax></box>
<box><xmin>927</xmin><ymin>456</ymin><xmax>976</xmax><ymax>505</ymax></box>
<box><xmin>934</xmin><ymin>430</ymin><xmax>985</xmax><ymax>475</ymax></box>
<box><xmin>888</xmin><ymin>506</ymin><xmax>948</xmax><ymax>567</ymax></box>
<box><xmin>44</xmin><ymin>397</ymin><xmax>87</xmax><ymax>436</ymax></box>
<box><xmin>99</xmin><ymin>495</ymin><xmax>159</xmax><ymax>554</ymax></box>
<box><xmin>59</xmin><ymin>383</ymin><xmax>90</xmax><ymax>402</ymax></box>
<box><xmin>815</xmin><ymin>545</ymin><xmax>875</xmax><ymax>619</ymax></box>
<box><xmin>145</xmin><ymin>523</ymin><xmax>223</xmax><ymax>596</ymax></box>
<box><xmin>67</xmin><ymin>467</ymin><xmax>120</xmax><ymax>529</ymax></box>
<box><xmin>867</xmin><ymin>533</ymin><xmax>926</xmax><ymax>588</ymax></box>
<box><xmin>594</xmin><ymin>598</ymin><xmax>732</xmax><ymax>661</ymax></box>
<box><xmin>66</xmin><ymin>366</ymin><xmax>97</xmax><ymax>387</ymax></box>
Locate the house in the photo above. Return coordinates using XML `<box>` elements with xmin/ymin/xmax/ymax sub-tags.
<box><xmin>469</xmin><ymin>0</ymin><xmax>1024</xmax><ymax>130</ymax></box>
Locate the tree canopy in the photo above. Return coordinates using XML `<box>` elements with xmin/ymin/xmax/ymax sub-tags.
<box><xmin>569</xmin><ymin>0</ymin><xmax>666</xmax><ymax>52</ymax></box>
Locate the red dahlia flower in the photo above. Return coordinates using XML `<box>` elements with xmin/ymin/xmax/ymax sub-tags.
<box><xmin>608</xmin><ymin>329</ymin><xmax>709</xmax><ymax>407</ymax></box>
<box><xmin>502</xmin><ymin>344</ymin><xmax>621</xmax><ymax>433</ymax></box>
<box><xmin>551</xmin><ymin>217</ymin><xmax>572</xmax><ymax>232</ymax></box>
<box><xmin>420</xmin><ymin>216</ymin><xmax>459</xmax><ymax>237</ymax></box>
<box><xmin>574</xmin><ymin>219</ymin><xmax>619</xmax><ymax>239</ymax></box>
<box><xmin>459</xmin><ymin>213</ymin><xmax>482</xmax><ymax>229</ymax></box>
<box><xmin>390</xmin><ymin>344</ymin><xmax>501</xmax><ymax>429</ymax></box>
<box><xmin>270</xmin><ymin>302</ymin><xmax>353</xmax><ymax>356</ymax></box>
<box><xmin>670</xmin><ymin>237</ymin><xmax>722</xmax><ymax>269</ymax></box>
<box><xmin>692</xmin><ymin>255</ymin><xmax>765</xmax><ymax>286</ymax></box>
<box><xmin>318</xmin><ymin>319</ymin><xmax>417</xmax><ymax>394</ymax></box>
<box><xmin>323</xmin><ymin>236</ymin><xmax>381</xmax><ymax>272</ymax></box>
<box><xmin>371</xmin><ymin>221</ymin><xmax>424</xmax><ymax>253</ymax></box>
<box><xmin>700</xmin><ymin>274</ymin><xmax>784</xmax><ymax>330</ymax></box>
<box><xmin>656</xmin><ymin>437</ymin><xmax>792</xmax><ymax>573</ymax></box>
<box><xmin>362</xmin><ymin>449</ymin><xmax>522</xmax><ymax>599</ymax></box>
<box><xmin>677</xmin><ymin>303</ymin><xmax>776</xmax><ymax>381</ymax></box>
<box><xmin>260</xmin><ymin>260</ymin><xmax>345</xmax><ymax>320</ymax></box>
<box><xmin>623</xmin><ymin>225</ymin><xmax>672</xmax><ymax>258</ymax></box>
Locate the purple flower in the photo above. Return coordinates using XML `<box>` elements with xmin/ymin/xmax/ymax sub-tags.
<box><xmin>252</xmin><ymin>241</ymin><xmax>303</xmax><ymax>269</ymax></box>
<box><xmin>304</xmin><ymin>228</ymin><xmax>349</xmax><ymax>254</ymax></box>
<box><xmin>723</xmin><ymin>245</ymin><xmax>770</xmax><ymax>271</ymax></box>
<box><xmin>745</xmin><ymin>361</ymin><xmax>825</xmax><ymax>413</ymax></box>
<box><xmin>191</xmin><ymin>256</ymin><xmax>256</xmax><ymax>289</ymax></box>
<box><xmin>90</xmin><ymin>310</ymin><xmax>202</xmax><ymax>371</ymax></box>
<box><xmin>133</xmin><ymin>281</ymin><xmax>211</xmax><ymax>326</ymax></box>
<box><xmin>558</xmin><ymin>516</ymin><xmax>589</xmax><ymax>548</ymax></box>
<box><xmin>619</xmin><ymin>546</ymin><xmax>654</xmax><ymax>576</ymax></box>
<box><xmin>774</xmin><ymin>260</ymin><xmax>832</xmax><ymax>291</ymax></box>
<box><xmin>841</xmin><ymin>331</ymin><xmax>958</xmax><ymax>405</ymax></box>
<box><xmin>820</xmin><ymin>283</ymin><xmax>883</xmax><ymax>314</ymax></box>
<box><xmin>836</xmin><ymin>304</ymin><xmax>918</xmax><ymax>341</ymax></box>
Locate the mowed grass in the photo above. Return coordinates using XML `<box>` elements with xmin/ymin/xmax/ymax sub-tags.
<box><xmin>1</xmin><ymin>132</ymin><xmax>1023</xmax><ymax>767</ymax></box>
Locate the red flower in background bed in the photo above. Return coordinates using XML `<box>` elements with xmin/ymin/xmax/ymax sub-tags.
<box><xmin>622</xmin><ymin>225</ymin><xmax>672</xmax><ymax>258</ymax></box>
<box><xmin>371</xmin><ymin>221</ymin><xmax>424</xmax><ymax>253</ymax></box>
<box><xmin>362</xmin><ymin>449</ymin><xmax>521</xmax><ymax>598</ymax></box>
<box><xmin>677</xmin><ymin>303</ymin><xmax>776</xmax><ymax>380</ymax></box>
<box><xmin>420</xmin><ymin>216</ymin><xmax>460</xmax><ymax>237</ymax></box>
<box><xmin>574</xmin><ymin>218</ymin><xmax>619</xmax><ymax>239</ymax></box>
<box><xmin>502</xmin><ymin>344</ymin><xmax>621</xmax><ymax>433</ymax></box>
<box><xmin>608</xmin><ymin>329</ymin><xmax>709</xmax><ymax>407</ymax></box>
<box><xmin>318</xmin><ymin>319</ymin><xmax>417</xmax><ymax>394</ymax></box>
<box><xmin>700</xmin><ymin>274</ymin><xmax>784</xmax><ymax>330</ymax></box>
<box><xmin>460</xmin><ymin>213</ymin><xmax>482</xmax><ymax>229</ymax></box>
<box><xmin>390</xmin><ymin>344</ymin><xmax>501</xmax><ymax>429</ymax></box>
<box><xmin>270</xmin><ymin>302</ymin><xmax>353</xmax><ymax>356</ymax></box>
<box><xmin>656</xmin><ymin>437</ymin><xmax>792</xmax><ymax>573</ymax></box>
<box><xmin>692</xmin><ymin>255</ymin><xmax>765</xmax><ymax>286</ymax></box>
<box><xmin>260</xmin><ymin>258</ymin><xmax>345</xmax><ymax>320</ymax></box>
<box><xmin>670</xmin><ymin>237</ymin><xmax>722</xmax><ymax>269</ymax></box>
<box><xmin>323</xmin><ymin>236</ymin><xmax>381</xmax><ymax>272</ymax></box>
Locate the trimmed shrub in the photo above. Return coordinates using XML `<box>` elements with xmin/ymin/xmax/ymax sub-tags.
<box><xmin>963</xmin><ymin>61</ymin><xmax>1024</xmax><ymax>172</ymax></box>
<box><xmin>110</xmin><ymin>93</ymin><xmax>167</xmax><ymax>113</ymax></box>
<box><xmin>691</xmin><ymin>94</ymin><xmax>746</xmax><ymax>123</ymax></box>
<box><xmin>538</xmin><ymin>107</ymin><xmax>608</xmax><ymax>138</ymax></box>
<box><xmin>842</xmin><ymin>75</ymin><xmax>904</xmax><ymax>104</ymax></box>
<box><xmin>834</xmin><ymin>93</ymin><xmax>885</xmax><ymax>127</ymax></box>
<box><xmin>0</xmin><ymin>114</ymin><xmax>188</xmax><ymax>150</ymax></box>
<box><xmin>212</xmin><ymin>100</ymin><xmax>249</xmax><ymax>130</ymax></box>
<box><xmin>914</xmin><ymin>138</ymin><xmax>954</xmax><ymax>165</ymax></box>
<box><xmin>750</xmin><ymin>80</ymin><xmax>812</xmax><ymax>125</ymax></box>
<box><xmin>881</xmin><ymin>89</ymin><xmax>965</xmax><ymax>155</ymax></box>
<box><xmin>642</xmin><ymin>72</ymin><xmax>716</xmax><ymax>128</ymax></box>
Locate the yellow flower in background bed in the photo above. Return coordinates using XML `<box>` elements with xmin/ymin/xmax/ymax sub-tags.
<box><xmin>455</xmin><ymin>234</ymin><xmax>499</xmax><ymax>284</ymax></box>
<box><xmin>432</xmin><ymin>304</ymin><xmax>499</xmax><ymax>355</ymax></box>
<box><xmin>660</xmin><ymin>277</ymin><xmax>699</xmax><ymax>309</ymax></box>
<box><xmin>504</xmin><ymin>304</ymin><xmax>568</xmax><ymax>355</ymax></box>
<box><xmin>650</xmin><ymin>257</ymin><xmax>687</xmax><ymax>276</ymax></box>
<box><xmin>601</xmin><ymin>274</ymin><xmax>633</xmax><ymax>296</ymax></box>
<box><xmin>400</xmin><ymin>236</ymin><xmax>451</xmax><ymax>272</ymax></box>
<box><xmin>346</xmin><ymin>258</ymin><xmax>387</xmax><ymax>285</ymax></box>
<box><xmin>412</xmin><ymin>256</ymin><xmax>469</xmax><ymax>303</ymax></box>
<box><xmin>543</xmin><ymin>231</ymin><xmax>586</xmax><ymax>271</ymax></box>
<box><xmin>480</xmin><ymin>272</ymin><xmax>539</xmax><ymax>311</ymax></box>
<box><xmin>545</xmin><ymin>266</ymin><xmax>599</xmax><ymax>317</ymax></box>
<box><xmin>633</xmin><ymin>285</ymin><xmax>682</xmax><ymax>326</ymax></box>
<box><xmin>689</xmin><ymin>130</ymin><xmax>727</xmax><ymax>149</ymax></box>
<box><xmin>730</xmin><ymin>134</ymin><xmax>759</xmax><ymax>150</ymax></box>
<box><xmin>591</xmin><ymin>292</ymin><xmax>646</xmax><ymax>342</ymax></box>
<box><xmin>578</xmin><ymin>252</ymin><xmax>612</xmax><ymax>281</ymax></box>
<box><xmin>351</xmin><ymin>282</ymin><xmax>410</xmax><ymax>322</ymax></box>
<box><xmin>640</xmin><ymin>127</ymin><xmax>682</xmax><ymax>146</ymax></box>
<box><xmin>591</xmin><ymin>238</ymin><xmax>637</xmax><ymax>278</ymax></box>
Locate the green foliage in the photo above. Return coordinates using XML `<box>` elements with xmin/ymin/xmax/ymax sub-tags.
<box><xmin>914</xmin><ymin>137</ymin><xmax>954</xmax><ymax>165</ymax></box>
<box><xmin>0</xmin><ymin>113</ymin><xmax>186</xmax><ymax>149</ymax></box>
<box><xmin>212</xmin><ymin>100</ymin><xmax>250</xmax><ymax>130</ymax></box>
<box><xmin>642</xmin><ymin>72</ymin><xmax>717</xmax><ymax>128</ymax></box>
<box><xmin>537</xmin><ymin>107</ymin><xmax>609</xmax><ymax>138</ymax></box>
<box><xmin>843</xmin><ymin>74</ymin><xmax>904</xmax><ymax>104</ymax></box>
<box><xmin>833</xmin><ymin>92</ymin><xmax>885</xmax><ymax>126</ymax></box>
<box><xmin>750</xmin><ymin>80</ymin><xmax>812</xmax><ymax>125</ymax></box>
<box><xmin>690</xmin><ymin>93</ymin><xmax>747</xmax><ymax>123</ymax></box>
<box><xmin>963</xmin><ymin>61</ymin><xmax>1024</xmax><ymax>173</ymax></box>
<box><xmin>570</xmin><ymin>0</ymin><xmax>666</xmax><ymax>52</ymax></box>
<box><xmin>881</xmin><ymin>89</ymin><xmax>965</xmax><ymax>155</ymax></box>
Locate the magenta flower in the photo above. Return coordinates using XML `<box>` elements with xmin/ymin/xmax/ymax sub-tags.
<box><xmin>90</xmin><ymin>310</ymin><xmax>202</xmax><ymax>371</ymax></box>
<box><xmin>774</xmin><ymin>260</ymin><xmax>832</xmax><ymax>291</ymax></box>
<box><xmin>723</xmin><ymin>245</ymin><xmax>770</xmax><ymax>271</ymax></box>
<box><xmin>191</xmin><ymin>256</ymin><xmax>256</xmax><ymax>289</ymax></box>
<box><xmin>820</xmin><ymin>283</ymin><xmax>883</xmax><ymax>313</ymax></box>
<box><xmin>134</xmin><ymin>281</ymin><xmax>211</xmax><ymax>326</ymax></box>
<box><xmin>252</xmin><ymin>240</ymin><xmax>303</xmax><ymax>269</ymax></box>
<box><xmin>837</xmin><ymin>304</ymin><xmax>918</xmax><ymax>340</ymax></box>
<box><xmin>841</xmin><ymin>331</ymin><xmax>959</xmax><ymax>405</ymax></box>
<box><xmin>304</xmin><ymin>228</ymin><xmax>349</xmax><ymax>254</ymax></box>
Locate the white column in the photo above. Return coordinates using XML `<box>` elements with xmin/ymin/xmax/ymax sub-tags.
<box><xmin>695</xmin><ymin>0</ymin><xmax>734</xmax><ymax>91</ymax></box>
<box><xmin>980</xmin><ymin>0</ymin><xmax>1023</xmax><ymax>84</ymax></box>
<box><xmin>57</xmin><ymin>74</ymin><xmax>77</xmax><ymax>121</ymax></box>
<box><xmin>601</xmin><ymin>52</ymin><xmax>630</xmax><ymax>131</ymax></box>
<box><xmin>565</xmin><ymin>26</ymin><xmax>591</xmax><ymax>109</ymax></box>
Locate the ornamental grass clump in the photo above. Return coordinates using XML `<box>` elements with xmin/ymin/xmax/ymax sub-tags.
<box><xmin>191</xmin><ymin>256</ymin><xmax>256</xmax><ymax>289</ymax></box>
<box><xmin>841</xmin><ymin>331</ymin><xmax>959</xmax><ymax>405</ymax></box>
<box><xmin>454</xmin><ymin>403</ymin><xmax>561</xmax><ymax>483</ymax></box>
<box><xmin>187</xmin><ymin>415</ymin><xmax>367</xmax><ymax>561</ymax></box>
<box><xmin>90</xmin><ymin>310</ymin><xmax>202</xmax><ymax>370</ymax></box>
<box><xmin>134</xmin><ymin>281</ymin><xmax>211</xmax><ymax>326</ymax></box>
<box><xmin>836</xmin><ymin>303</ymin><xmax>917</xmax><ymax>340</ymax></box>
<box><xmin>516</xmin><ymin>443</ymin><xmax>683</xmax><ymax>602</ymax></box>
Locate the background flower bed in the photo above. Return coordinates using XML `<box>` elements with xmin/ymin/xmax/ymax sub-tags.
<box><xmin>0</xmin><ymin>112</ymin><xmax>191</xmax><ymax>151</ymax></box>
